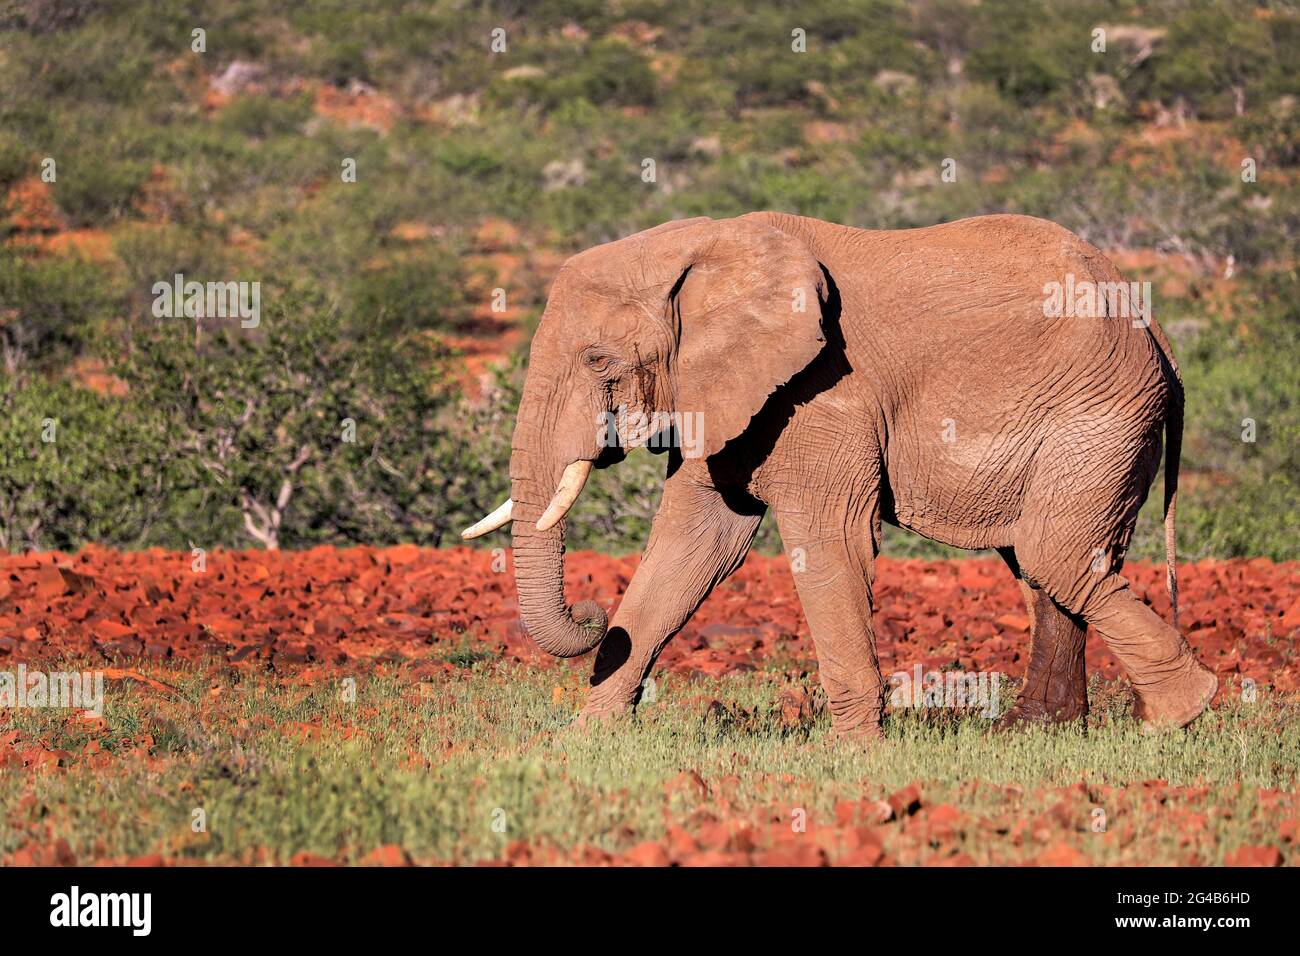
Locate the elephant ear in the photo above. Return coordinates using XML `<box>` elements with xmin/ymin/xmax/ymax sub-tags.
<box><xmin>664</xmin><ymin>219</ymin><xmax>827</xmax><ymax>459</ymax></box>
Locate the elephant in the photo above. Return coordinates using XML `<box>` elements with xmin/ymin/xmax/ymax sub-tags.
<box><xmin>462</xmin><ymin>212</ymin><xmax>1219</xmax><ymax>739</ymax></box>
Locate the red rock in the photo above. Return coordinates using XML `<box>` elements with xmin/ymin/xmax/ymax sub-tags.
<box><xmin>313</xmin><ymin>607</ymin><xmax>352</xmax><ymax>635</ymax></box>
<box><xmin>752</xmin><ymin>844</ymin><xmax>827</xmax><ymax>866</ymax></box>
<box><xmin>0</xmin><ymin>548</ymin><xmax>1292</xmax><ymax>715</ymax></box>
<box><xmin>10</xmin><ymin>839</ymin><xmax>76</xmax><ymax>866</ymax></box>
<box><xmin>622</xmin><ymin>841</ymin><xmax>670</xmax><ymax>867</ymax></box>
<box><xmin>92</xmin><ymin>619</ymin><xmax>135</xmax><ymax>640</ymax></box>
<box><xmin>836</xmin><ymin>841</ymin><xmax>885</xmax><ymax>867</ymax></box>
<box><xmin>98</xmin><ymin>637</ymin><xmax>144</xmax><ymax>658</ymax></box>
<box><xmin>663</xmin><ymin>825</ymin><xmax>699</xmax><ymax>861</ymax></box>
<box><xmin>1224</xmin><ymin>845</ymin><xmax>1282</xmax><ymax>867</ymax></box>
<box><xmin>678</xmin><ymin>850</ymin><xmax>750</xmax><ymax>867</ymax></box>
<box><xmin>1279</xmin><ymin>596</ymin><xmax>1300</xmax><ymax>633</ymax></box>
<box><xmin>384</xmin><ymin>544</ymin><xmax>422</xmax><ymax>566</ymax></box>
<box><xmin>924</xmin><ymin>803</ymin><xmax>964</xmax><ymax>841</ymax></box>
<box><xmin>834</xmin><ymin>800</ymin><xmax>859</xmax><ymax>826</ymax></box>
<box><xmin>34</xmin><ymin>566</ymin><xmax>91</xmax><ymax>601</ymax></box>
<box><xmin>777</xmin><ymin>688</ymin><xmax>815</xmax><ymax>726</ymax></box>
<box><xmin>473</xmin><ymin>218</ymin><xmax>522</xmax><ymax>253</ymax></box>
<box><xmin>273</xmin><ymin>643</ymin><xmax>313</xmax><ymax>665</ymax></box>
<box><xmin>1033</xmin><ymin>843</ymin><xmax>1090</xmax><ymax>867</ymax></box>
<box><xmin>886</xmin><ymin>784</ymin><xmax>923</xmax><ymax>818</ymax></box>
<box><xmin>933</xmin><ymin>852</ymin><xmax>977</xmax><ymax>866</ymax></box>
<box><xmin>360</xmin><ymin>844</ymin><xmax>412</xmax><ymax>866</ymax></box>
<box><xmin>666</xmin><ymin>769</ymin><xmax>710</xmax><ymax>800</ymax></box>
<box><xmin>694</xmin><ymin>820</ymin><xmax>756</xmax><ymax>853</ymax></box>
<box><xmin>204</xmin><ymin>616</ymin><xmax>243</xmax><ymax>638</ymax></box>
<box><xmin>836</xmin><ymin>799</ymin><xmax>894</xmax><ymax>826</ymax></box>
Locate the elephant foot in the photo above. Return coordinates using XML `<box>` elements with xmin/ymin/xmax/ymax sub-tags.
<box><xmin>995</xmin><ymin>693</ymin><xmax>1088</xmax><ymax>731</ymax></box>
<box><xmin>576</xmin><ymin>674</ymin><xmax>638</xmax><ymax>728</ymax></box>
<box><xmin>833</xmin><ymin>720</ymin><xmax>885</xmax><ymax>744</ymax></box>
<box><xmin>828</xmin><ymin>692</ymin><xmax>885</xmax><ymax>743</ymax></box>
<box><xmin>571</xmin><ymin>703</ymin><xmax>627</xmax><ymax>730</ymax></box>
<box><xmin>1133</xmin><ymin>657</ymin><xmax>1218</xmax><ymax>731</ymax></box>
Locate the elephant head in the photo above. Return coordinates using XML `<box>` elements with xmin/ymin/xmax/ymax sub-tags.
<box><xmin>462</xmin><ymin>216</ymin><xmax>828</xmax><ymax>658</ymax></box>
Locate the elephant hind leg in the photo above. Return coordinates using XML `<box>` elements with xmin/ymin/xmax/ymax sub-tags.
<box><xmin>1013</xmin><ymin>544</ymin><xmax>1216</xmax><ymax>730</ymax></box>
<box><xmin>996</xmin><ymin>553</ymin><xmax>1088</xmax><ymax>728</ymax></box>
<box><xmin>1072</xmin><ymin>575</ymin><xmax>1216</xmax><ymax>729</ymax></box>
<box><xmin>998</xmin><ymin>574</ymin><xmax>1092</xmax><ymax>723</ymax></box>
<box><xmin>1011</xmin><ymin>427</ymin><xmax>1216</xmax><ymax>729</ymax></box>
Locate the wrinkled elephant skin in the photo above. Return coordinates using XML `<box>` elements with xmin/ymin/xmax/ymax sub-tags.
<box><xmin>467</xmin><ymin>212</ymin><xmax>1218</xmax><ymax>738</ymax></box>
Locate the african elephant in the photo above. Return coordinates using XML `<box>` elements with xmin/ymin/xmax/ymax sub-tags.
<box><xmin>462</xmin><ymin>212</ymin><xmax>1218</xmax><ymax>738</ymax></box>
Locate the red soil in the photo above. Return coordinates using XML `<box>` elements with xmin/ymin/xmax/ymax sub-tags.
<box><xmin>2</xmin><ymin>547</ymin><xmax>1296</xmax><ymax>867</ymax></box>
<box><xmin>1</xmin><ymin>547</ymin><xmax>1295</xmax><ymax>695</ymax></box>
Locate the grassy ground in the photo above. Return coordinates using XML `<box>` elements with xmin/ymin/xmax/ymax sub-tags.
<box><xmin>2</xmin><ymin>1</ymin><xmax>1297</xmax><ymax>560</ymax></box>
<box><xmin>2</xmin><ymin>657</ymin><xmax>1296</xmax><ymax>866</ymax></box>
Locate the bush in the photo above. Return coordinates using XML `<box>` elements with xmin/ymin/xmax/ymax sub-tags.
<box><xmin>1173</xmin><ymin>272</ymin><xmax>1300</xmax><ymax>561</ymax></box>
<box><xmin>0</xmin><ymin>245</ymin><xmax>116</xmax><ymax>372</ymax></box>
<box><xmin>0</xmin><ymin>376</ymin><xmax>173</xmax><ymax>551</ymax></box>
<box><xmin>0</xmin><ymin>131</ymin><xmax>29</xmax><ymax>192</ymax></box>
<box><xmin>117</xmin><ymin>292</ymin><xmax>503</xmax><ymax>550</ymax></box>
<box><xmin>48</xmin><ymin>153</ymin><xmax>150</xmax><ymax>227</ymax></box>
<box><xmin>216</xmin><ymin>93</ymin><xmax>314</xmax><ymax>141</ymax></box>
<box><xmin>347</xmin><ymin>248</ymin><xmax>472</xmax><ymax>336</ymax></box>
<box><xmin>490</xmin><ymin>38</ymin><xmax>658</xmax><ymax>110</ymax></box>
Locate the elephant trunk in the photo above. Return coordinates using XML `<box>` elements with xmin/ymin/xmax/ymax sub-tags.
<box><xmin>509</xmin><ymin>378</ymin><xmax>607</xmax><ymax>659</ymax></box>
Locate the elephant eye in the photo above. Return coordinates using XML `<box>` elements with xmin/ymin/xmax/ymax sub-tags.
<box><xmin>582</xmin><ymin>349</ymin><xmax>616</xmax><ymax>374</ymax></box>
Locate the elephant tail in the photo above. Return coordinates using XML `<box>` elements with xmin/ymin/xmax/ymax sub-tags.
<box><xmin>1163</xmin><ymin>374</ymin><xmax>1183</xmax><ymax>632</ymax></box>
<box><xmin>1140</xmin><ymin>291</ymin><xmax>1183</xmax><ymax>632</ymax></box>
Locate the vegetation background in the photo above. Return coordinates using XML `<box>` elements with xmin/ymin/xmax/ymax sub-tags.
<box><xmin>1</xmin><ymin>0</ymin><xmax>1296</xmax><ymax>560</ymax></box>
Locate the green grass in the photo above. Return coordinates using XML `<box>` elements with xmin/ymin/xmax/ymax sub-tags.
<box><xmin>2</xmin><ymin>658</ymin><xmax>1295</xmax><ymax>865</ymax></box>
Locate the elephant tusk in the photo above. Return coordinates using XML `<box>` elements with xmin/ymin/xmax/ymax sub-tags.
<box><xmin>461</xmin><ymin>498</ymin><xmax>514</xmax><ymax>539</ymax></box>
<box><xmin>536</xmin><ymin>460</ymin><xmax>593</xmax><ymax>531</ymax></box>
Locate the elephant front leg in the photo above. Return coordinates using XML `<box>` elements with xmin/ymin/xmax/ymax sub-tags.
<box><xmin>581</xmin><ymin>469</ymin><xmax>764</xmax><ymax>722</ymax></box>
<box><xmin>776</xmin><ymin>505</ymin><xmax>884</xmax><ymax>740</ymax></box>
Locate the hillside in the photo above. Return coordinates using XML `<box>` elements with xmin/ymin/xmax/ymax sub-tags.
<box><xmin>1</xmin><ymin>0</ymin><xmax>1297</xmax><ymax>559</ymax></box>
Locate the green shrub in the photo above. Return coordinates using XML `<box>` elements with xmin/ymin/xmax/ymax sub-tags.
<box><xmin>0</xmin><ymin>245</ymin><xmax>116</xmax><ymax>372</ymax></box>
<box><xmin>1174</xmin><ymin>272</ymin><xmax>1300</xmax><ymax>561</ymax></box>
<box><xmin>0</xmin><ymin>131</ymin><xmax>30</xmax><ymax>192</ymax></box>
<box><xmin>0</xmin><ymin>376</ymin><xmax>173</xmax><ymax>551</ymax></box>
<box><xmin>48</xmin><ymin>153</ymin><xmax>150</xmax><ymax>227</ymax></box>
<box><xmin>490</xmin><ymin>38</ymin><xmax>658</xmax><ymax>110</ymax></box>
<box><xmin>346</xmin><ymin>249</ymin><xmax>471</xmax><ymax>336</ymax></box>
<box><xmin>1145</xmin><ymin>2</ymin><xmax>1277</xmax><ymax>120</ymax></box>
<box><xmin>117</xmin><ymin>291</ymin><xmax>503</xmax><ymax>550</ymax></box>
<box><xmin>216</xmin><ymin>93</ymin><xmax>314</xmax><ymax>141</ymax></box>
